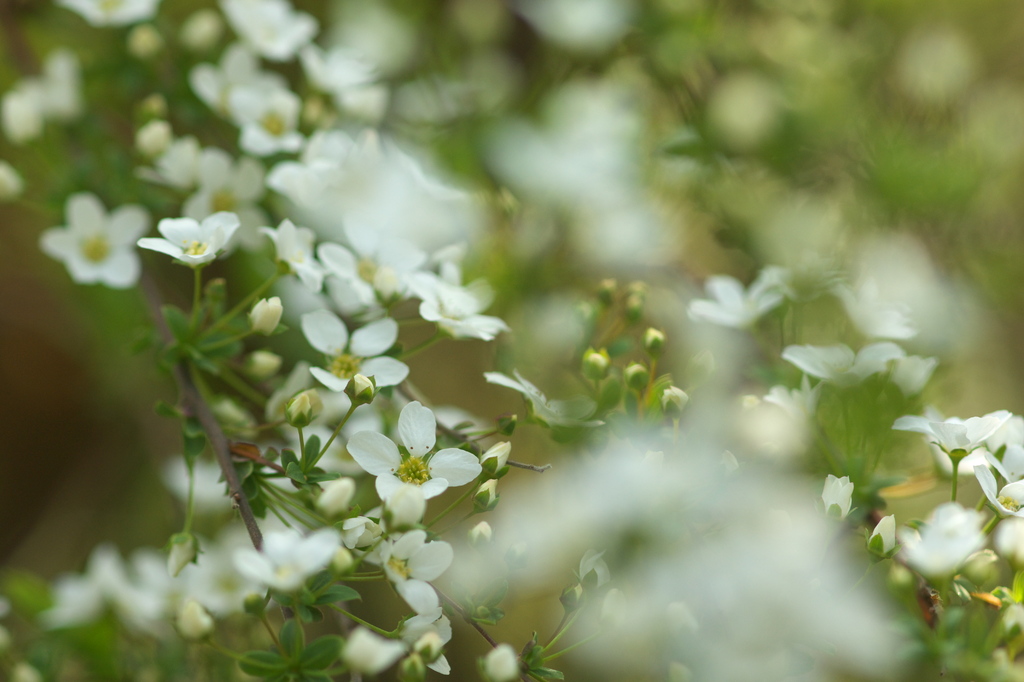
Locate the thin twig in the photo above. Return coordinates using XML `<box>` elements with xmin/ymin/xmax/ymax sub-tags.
<box><xmin>0</xmin><ymin>1</ymin><xmax>38</xmax><ymax>75</ymax></box>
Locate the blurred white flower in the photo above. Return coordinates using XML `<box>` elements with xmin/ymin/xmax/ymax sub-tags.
<box><xmin>183</xmin><ymin>148</ymin><xmax>267</xmax><ymax>249</ymax></box>
<box><xmin>985</xmin><ymin>444</ymin><xmax>1024</xmax><ymax>483</ymax></box>
<box><xmin>899</xmin><ymin>502</ymin><xmax>985</xmax><ymax>579</ymax></box>
<box><xmin>782</xmin><ymin>342</ymin><xmax>905</xmax><ymax>386</ymax></box>
<box><xmin>262</xmin><ymin>219</ymin><xmax>324</xmax><ymax>291</ymax></box>
<box><xmin>519</xmin><ymin>0</ymin><xmax>633</xmax><ymax>53</ymax></box>
<box><xmin>821</xmin><ymin>474</ymin><xmax>853</xmax><ymax>519</ymax></box>
<box><xmin>229</xmin><ymin>84</ymin><xmax>304</xmax><ymax>156</ymax></box>
<box><xmin>689</xmin><ymin>272</ymin><xmax>785</xmax><ymax>329</ymax></box>
<box><xmin>220</xmin><ymin>0</ymin><xmax>318</xmax><ymax>61</ymax></box>
<box><xmin>58</xmin><ymin>0</ymin><xmax>160</xmax><ymax>26</ymax></box>
<box><xmin>995</xmin><ymin>517</ymin><xmax>1024</xmax><ymax>568</ymax></box>
<box><xmin>180</xmin><ymin>9</ymin><xmax>224</xmax><ymax>52</ymax></box>
<box><xmin>400</xmin><ymin>607</ymin><xmax>452</xmax><ymax>674</ymax></box>
<box><xmin>893</xmin><ymin>410</ymin><xmax>1012</xmax><ymax>455</ymax></box>
<box><xmin>176</xmin><ymin>598</ymin><xmax>214</xmax><ymax>640</ymax></box>
<box><xmin>181</xmin><ymin>528</ymin><xmax>262</xmax><ymax>616</ymax></box>
<box><xmin>975</xmin><ymin>465</ymin><xmax>1024</xmax><ymax>518</ymax></box>
<box><xmin>138</xmin><ymin>135</ymin><xmax>201</xmax><ymax>189</ymax></box>
<box><xmin>482</xmin><ymin>643</ymin><xmax>520</xmax><ymax>682</ymax></box>
<box><xmin>409</xmin><ymin>272</ymin><xmax>509</xmax><ymax>341</ymax></box>
<box><xmin>890</xmin><ymin>355</ymin><xmax>938</xmax><ymax>396</ymax></box>
<box><xmin>190</xmin><ymin>42</ymin><xmax>287</xmax><ymax>115</ymax></box>
<box><xmin>2</xmin><ymin>50</ymin><xmax>82</xmax><ymax>143</ymax></box>
<box><xmin>138</xmin><ymin>212</ymin><xmax>240</xmax><ymax>267</ymax></box>
<box><xmin>40</xmin><ymin>193</ymin><xmax>149</xmax><ymax>288</ymax></box>
<box><xmin>834</xmin><ymin>278</ymin><xmax>917</xmax><ymax>340</ymax></box>
<box><xmin>233</xmin><ymin>528</ymin><xmax>340</xmax><ymax>592</ymax></box>
<box><xmin>378</xmin><ymin>530</ymin><xmax>454</xmax><ymax>614</ymax></box>
<box><xmin>300</xmin><ymin>44</ymin><xmax>379</xmax><ymax>110</ymax></box>
<box><xmin>763</xmin><ymin>375</ymin><xmax>820</xmax><ymax>420</ymax></box>
<box><xmin>318</xmin><ymin>227</ymin><xmax>427</xmax><ymax>310</ymax></box>
<box><xmin>0</xmin><ymin>160</ymin><xmax>22</xmax><ymax>200</ymax></box>
<box><xmin>300</xmin><ymin>309</ymin><xmax>408</xmax><ymax>392</ymax></box>
<box><xmin>343</xmin><ymin>627</ymin><xmax>406</xmax><ymax>675</ymax></box>
<box><xmin>485</xmin><ymin>370</ymin><xmax>602</xmax><ymax>428</ymax></box>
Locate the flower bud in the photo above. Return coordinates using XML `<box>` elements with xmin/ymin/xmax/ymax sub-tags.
<box><xmin>139</xmin><ymin>93</ymin><xmax>167</xmax><ymax>119</ymax></box>
<box><xmin>574</xmin><ymin>300</ymin><xmax>598</xmax><ymax>327</ymax></box>
<box><xmin>2</xmin><ymin>89</ymin><xmax>44</xmax><ymax>144</ymax></box>
<box><xmin>496</xmin><ymin>414</ymin><xmax>517</xmax><ymax>436</ymax></box>
<box><xmin>0</xmin><ymin>160</ymin><xmax>24</xmax><ymax>200</ymax></box>
<box><xmin>176</xmin><ymin>598</ymin><xmax>214</xmax><ymax>641</ymax></box>
<box><xmin>385</xmin><ymin>484</ymin><xmax>426</xmax><ymax>530</ymax></box>
<box><xmin>167</xmin><ymin>532</ymin><xmax>198</xmax><ymax>577</ymax></box>
<box><xmin>135</xmin><ymin>119</ymin><xmax>172</xmax><ymax>157</ymax></box>
<box><xmin>560</xmin><ymin>582</ymin><xmax>584</xmax><ymax>613</ymax></box>
<box><xmin>643</xmin><ymin>327</ymin><xmax>666</xmax><ymax>357</ymax></box>
<box><xmin>180</xmin><ymin>9</ymin><xmax>224</xmax><ymax>52</ymax></box>
<box><xmin>821</xmin><ymin>474</ymin><xmax>853</xmax><ymax>519</ymax></box>
<box><xmin>469</xmin><ymin>521</ymin><xmax>492</xmax><ymax>545</ymax></box>
<box><xmin>345</xmin><ymin>373</ymin><xmax>376</xmax><ymax>405</ymax></box>
<box><xmin>625</xmin><ymin>282</ymin><xmax>647</xmax><ymax>322</ymax></box>
<box><xmin>212</xmin><ymin>398</ymin><xmax>257</xmax><ymax>438</ymax></box>
<box><xmin>868</xmin><ymin>514</ymin><xmax>896</xmax><ymax>556</ymax></box>
<box><xmin>582</xmin><ymin>347</ymin><xmax>610</xmax><ymax>381</ymax></box>
<box><xmin>624</xmin><ymin>363</ymin><xmax>650</xmax><ymax>392</ymax></box>
<box><xmin>11</xmin><ymin>662</ymin><xmax>43</xmax><ymax>682</ymax></box>
<box><xmin>474</xmin><ymin>479</ymin><xmax>499</xmax><ymax>512</ymax></box>
<box><xmin>243</xmin><ymin>350</ymin><xmax>282</xmax><ymax>381</ymax></box>
<box><xmin>398</xmin><ymin>653</ymin><xmax>427</xmax><ymax>682</ymax></box>
<box><xmin>482</xmin><ymin>644</ymin><xmax>520</xmax><ymax>682</ymax></box>
<box><xmin>243</xmin><ymin>592</ymin><xmax>267</xmax><ymax>616</ymax></box>
<box><xmin>128</xmin><ymin>24</ymin><xmax>164</xmax><ymax>59</ymax></box>
<box><xmin>964</xmin><ymin>549</ymin><xmax>1000</xmax><ymax>588</ymax></box>
<box><xmin>344</xmin><ymin>627</ymin><xmax>406</xmax><ymax>675</ymax></box>
<box><xmin>286</xmin><ymin>389</ymin><xmax>322</xmax><ymax>427</ymax></box>
<box><xmin>332</xmin><ymin>547</ymin><xmax>355</xmax><ymax>575</ymax></box>
<box><xmin>661</xmin><ymin>386</ymin><xmax>689</xmax><ymax>417</ymax></box>
<box><xmin>481</xmin><ymin>441</ymin><xmax>511</xmax><ymax>477</ymax></box>
<box><xmin>413</xmin><ymin>631</ymin><xmax>445</xmax><ymax>662</ymax></box>
<box><xmin>250</xmin><ymin>297</ymin><xmax>283</xmax><ymax>335</ymax></box>
<box><xmin>317</xmin><ymin>477</ymin><xmax>357</xmax><ymax>517</ymax></box>
<box><xmin>596</xmin><ymin>278</ymin><xmax>617</xmax><ymax>306</ymax></box>
<box><xmin>505</xmin><ymin>541</ymin><xmax>527</xmax><ymax>570</ymax></box>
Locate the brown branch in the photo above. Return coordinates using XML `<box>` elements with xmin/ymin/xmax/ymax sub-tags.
<box><xmin>0</xmin><ymin>0</ymin><xmax>38</xmax><ymax>75</ymax></box>
<box><xmin>140</xmin><ymin>273</ymin><xmax>264</xmax><ymax>551</ymax></box>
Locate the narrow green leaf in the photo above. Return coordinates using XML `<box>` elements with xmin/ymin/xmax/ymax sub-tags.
<box><xmin>279</xmin><ymin>620</ymin><xmax>305</xmax><ymax>659</ymax></box>
<box><xmin>302</xmin><ymin>435</ymin><xmax>321</xmax><ymax>469</ymax></box>
<box><xmin>161</xmin><ymin>304</ymin><xmax>190</xmax><ymax>342</ymax></box>
<box><xmin>313</xmin><ymin>584</ymin><xmax>361</xmax><ymax>605</ymax></box>
<box><xmin>286</xmin><ymin>462</ymin><xmax>308</xmax><ymax>484</ymax></box>
<box><xmin>299</xmin><ymin>636</ymin><xmax>343</xmax><ymax>670</ymax></box>
<box><xmin>238</xmin><ymin>650</ymin><xmax>288</xmax><ymax>676</ymax></box>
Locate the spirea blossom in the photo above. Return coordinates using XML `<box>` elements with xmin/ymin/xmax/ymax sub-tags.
<box><xmin>220</xmin><ymin>0</ymin><xmax>318</xmax><ymax>62</ymax></box>
<box><xmin>57</xmin><ymin>0</ymin><xmax>161</xmax><ymax>27</ymax></box>
<box><xmin>137</xmin><ymin>212</ymin><xmax>240</xmax><ymax>267</ymax></box>
<box><xmin>300</xmin><ymin>309</ymin><xmax>408</xmax><ymax>392</ymax></box>
<box><xmin>899</xmin><ymin>503</ymin><xmax>985</xmax><ymax>579</ymax></box>
<box><xmin>233</xmin><ymin>528</ymin><xmax>340</xmax><ymax>592</ymax></box>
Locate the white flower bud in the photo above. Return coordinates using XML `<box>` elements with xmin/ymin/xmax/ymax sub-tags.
<box><xmin>868</xmin><ymin>514</ymin><xmax>896</xmax><ymax>555</ymax></box>
<box><xmin>176</xmin><ymin>598</ymin><xmax>214</xmax><ymax>641</ymax></box>
<box><xmin>250</xmin><ymin>297</ymin><xmax>283</xmax><ymax>335</ymax></box>
<box><xmin>2</xmin><ymin>88</ymin><xmax>44</xmax><ymax>144</ymax></box>
<box><xmin>135</xmin><ymin>119</ymin><xmax>172</xmax><ymax>157</ymax></box>
<box><xmin>331</xmin><ymin>547</ymin><xmax>355</xmax><ymax>574</ymax></box>
<box><xmin>481</xmin><ymin>441</ymin><xmax>511</xmax><ymax>476</ymax></box>
<box><xmin>482</xmin><ymin>643</ymin><xmax>519</xmax><ymax>682</ymax></box>
<box><xmin>317</xmin><ymin>477</ymin><xmax>357</xmax><ymax>517</ymax></box>
<box><xmin>385</xmin><ymin>483</ymin><xmax>426</xmax><ymax>530</ymax></box>
<box><xmin>344</xmin><ymin>627</ymin><xmax>406</xmax><ymax>675</ymax></box>
<box><xmin>822</xmin><ymin>474</ymin><xmax>854</xmax><ymax>519</ymax></box>
<box><xmin>180</xmin><ymin>9</ymin><xmax>224</xmax><ymax>52</ymax></box>
<box><xmin>128</xmin><ymin>24</ymin><xmax>164</xmax><ymax>59</ymax></box>
<box><xmin>286</xmin><ymin>389</ymin><xmax>322</xmax><ymax>427</ymax></box>
<box><xmin>346</xmin><ymin>373</ymin><xmax>376</xmax><ymax>405</ymax></box>
<box><xmin>243</xmin><ymin>350</ymin><xmax>282</xmax><ymax>380</ymax></box>
<box><xmin>167</xmin><ymin>532</ymin><xmax>198</xmax><ymax>577</ymax></box>
<box><xmin>996</xmin><ymin>517</ymin><xmax>1024</xmax><ymax>569</ymax></box>
<box><xmin>11</xmin><ymin>662</ymin><xmax>43</xmax><ymax>682</ymax></box>
<box><xmin>474</xmin><ymin>479</ymin><xmax>498</xmax><ymax>511</ymax></box>
<box><xmin>0</xmin><ymin>160</ymin><xmax>24</xmax><ymax>200</ymax></box>
<box><xmin>469</xmin><ymin>521</ymin><xmax>492</xmax><ymax>545</ymax></box>
<box><xmin>413</xmin><ymin>630</ymin><xmax>445</xmax><ymax>662</ymax></box>
<box><xmin>661</xmin><ymin>386</ymin><xmax>689</xmax><ymax>416</ymax></box>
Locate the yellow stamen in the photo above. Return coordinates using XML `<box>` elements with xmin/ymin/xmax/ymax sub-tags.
<box><xmin>396</xmin><ymin>457</ymin><xmax>430</xmax><ymax>486</ymax></box>
<box><xmin>81</xmin><ymin>235</ymin><xmax>110</xmax><ymax>263</ymax></box>
<box><xmin>183</xmin><ymin>240</ymin><xmax>209</xmax><ymax>256</ymax></box>
<box><xmin>211</xmin><ymin>189</ymin><xmax>237</xmax><ymax>212</ymax></box>
<box><xmin>387</xmin><ymin>556</ymin><xmax>411</xmax><ymax>580</ymax></box>
<box><xmin>329</xmin><ymin>353</ymin><xmax>361</xmax><ymax>379</ymax></box>
<box><xmin>261</xmin><ymin>112</ymin><xmax>286</xmax><ymax>137</ymax></box>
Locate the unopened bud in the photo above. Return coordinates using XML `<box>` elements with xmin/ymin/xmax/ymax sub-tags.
<box><xmin>469</xmin><ymin>521</ymin><xmax>492</xmax><ymax>545</ymax></box>
<box><xmin>128</xmin><ymin>24</ymin><xmax>164</xmax><ymax>59</ymax></box>
<box><xmin>243</xmin><ymin>350</ymin><xmax>282</xmax><ymax>381</ymax></box>
<box><xmin>180</xmin><ymin>9</ymin><xmax>224</xmax><ymax>52</ymax></box>
<box><xmin>139</xmin><ymin>93</ymin><xmax>167</xmax><ymax>119</ymax></box>
<box><xmin>643</xmin><ymin>327</ymin><xmax>666</xmax><ymax>356</ymax></box>
<box><xmin>481</xmin><ymin>441</ymin><xmax>511</xmax><ymax>477</ymax></box>
<box><xmin>398</xmin><ymin>653</ymin><xmax>427</xmax><ymax>682</ymax></box>
<box><xmin>560</xmin><ymin>582</ymin><xmax>584</xmax><ymax>613</ymax></box>
<box><xmin>661</xmin><ymin>386</ymin><xmax>689</xmax><ymax>417</ymax></box>
<box><xmin>385</xmin><ymin>484</ymin><xmax>426</xmax><ymax>530</ymax></box>
<box><xmin>243</xmin><ymin>592</ymin><xmax>267</xmax><ymax>616</ymax></box>
<box><xmin>574</xmin><ymin>300</ymin><xmax>598</xmax><ymax>327</ymax></box>
<box><xmin>496</xmin><ymin>414</ymin><xmax>517</xmax><ymax>436</ymax></box>
<box><xmin>176</xmin><ymin>598</ymin><xmax>214</xmax><ymax>641</ymax></box>
<box><xmin>597</xmin><ymin>278</ymin><xmax>617</xmax><ymax>306</ymax></box>
<box><xmin>317</xmin><ymin>477</ymin><xmax>357</xmax><ymax>517</ymax></box>
<box><xmin>249</xmin><ymin>297</ymin><xmax>283</xmax><ymax>335</ymax></box>
<box><xmin>582</xmin><ymin>347</ymin><xmax>610</xmax><ymax>381</ymax></box>
<box><xmin>413</xmin><ymin>631</ymin><xmax>444</xmax><ymax>662</ymax></box>
<box><xmin>474</xmin><ymin>479</ymin><xmax>499</xmax><ymax>512</ymax></box>
<box><xmin>285</xmin><ymin>389</ymin><xmax>322</xmax><ymax>427</ymax></box>
<box><xmin>167</xmin><ymin>532</ymin><xmax>198</xmax><ymax>577</ymax></box>
<box><xmin>0</xmin><ymin>160</ymin><xmax>25</xmax><ymax>200</ymax></box>
<box><xmin>868</xmin><ymin>514</ymin><xmax>896</xmax><ymax>556</ymax></box>
<box><xmin>625</xmin><ymin>282</ymin><xmax>647</xmax><ymax>322</ymax></box>
<box><xmin>482</xmin><ymin>643</ymin><xmax>520</xmax><ymax>682</ymax></box>
<box><xmin>624</xmin><ymin>363</ymin><xmax>650</xmax><ymax>392</ymax></box>
<box><xmin>345</xmin><ymin>373</ymin><xmax>376</xmax><ymax>405</ymax></box>
<box><xmin>331</xmin><ymin>547</ymin><xmax>355</xmax><ymax>575</ymax></box>
<box><xmin>212</xmin><ymin>397</ymin><xmax>257</xmax><ymax>438</ymax></box>
<box><xmin>964</xmin><ymin>549</ymin><xmax>1000</xmax><ymax>588</ymax></box>
<box><xmin>136</xmin><ymin>120</ymin><xmax>172</xmax><ymax>158</ymax></box>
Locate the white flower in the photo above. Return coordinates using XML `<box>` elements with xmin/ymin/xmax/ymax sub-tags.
<box><xmin>834</xmin><ymin>278</ymin><xmax>917</xmax><ymax>340</ymax></box>
<box><xmin>40</xmin><ymin>193</ymin><xmax>149</xmax><ymax>288</ymax></box>
<box><xmin>782</xmin><ymin>342</ymin><xmax>905</xmax><ymax>386</ymax></box>
<box><xmin>340</xmin><ymin>515</ymin><xmax>383</xmax><ymax>550</ymax></box>
<box><xmin>262</xmin><ymin>219</ymin><xmax>324</xmax><ymax>291</ymax></box>
<box><xmin>220</xmin><ymin>0</ymin><xmax>318</xmax><ymax>62</ymax></box>
<box><xmin>482</xmin><ymin>644</ymin><xmax>520</xmax><ymax>682</ymax></box>
<box><xmin>139</xmin><ymin>135</ymin><xmax>202</xmax><ymax>188</ymax></box>
<box><xmin>385</xmin><ymin>483</ymin><xmax>427</xmax><ymax>529</ymax></box>
<box><xmin>190</xmin><ymin>43</ymin><xmax>286</xmax><ymax>115</ymax></box>
<box><xmin>179</xmin><ymin>529</ymin><xmax>262</xmax><ymax>617</ymax></box>
<box><xmin>176</xmin><ymin>598</ymin><xmax>214</xmax><ymax>640</ymax></box>
<box><xmin>579</xmin><ymin>549</ymin><xmax>611</xmax><ymax>588</ymax></box>
<box><xmin>869</xmin><ymin>515</ymin><xmax>897</xmax><ymax>554</ymax></box>
<box><xmin>180</xmin><ymin>9</ymin><xmax>224</xmax><ymax>52</ymax></box>
<box><xmin>410</xmin><ymin>272</ymin><xmax>509</xmax><ymax>341</ymax></box>
<box><xmin>10</xmin><ymin>663</ymin><xmax>43</xmax><ymax>682</ymax></box>
<box><xmin>183</xmin><ymin>148</ymin><xmax>267</xmax><ymax>249</ymax></box>
<box><xmin>986</xmin><ymin>444</ymin><xmax>1024</xmax><ymax>483</ymax></box>
<box><xmin>316</xmin><ymin>477</ymin><xmax>357</xmax><ymax>517</ymax></box>
<box><xmin>233</xmin><ymin>528</ymin><xmax>340</xmax><ymax>592</ymax></box>
<box><xmin>898</xmin><ymin>502</ymin><xmax>985</xmax><ymax>579</ymax></box>
<box><xmin>975</xmin><ymin>465</ymin><xmax>1024</xmax><ymax>518</ymax></box>
<box><xmin>484</xmin><ymin>370</ymin><xmax>602</xmax><ymax>428</ymax></box>
<box><xmin>379</xmin><ymin>530</ymin><xmax>453</xmax><ymax>614</ymax></box>
<box><xmin>138</xmin><ymin>212</ymin><xmax>240</xmax><ymax>267</ymax></box>
<box><xmin>1</xmin><ymin>85</ymin><xmax>44</xmax><ymax>144</ymax></box>
<box><xmin>821</xmin><ymin>475</ymin><xmax>853</xmax><ymax>519</ymax></box>
<box><xmin>1</xmin><ymin>50</ymin><xmax>81</xmax><ymax>144</ymax></box>
<box><xmin>400</xmin><ymin>607</ymin><xmax>452</xmax><ymax>674</ymax></box>
<box><xmin>891</xmin><ymin>355</ymin><xmax>938</xmax><ymax>396</ymax></box>
<box><xmin>519</xmin><ymin>0</ymin><xmax>632</xmax><ymax>53</ymax></box>
<box><xmin>57</xmin><ymin>0</ymin><xmax>160</xmax><ymax>26</ymax></box>
<box><xmin>318</xmin><ymin>228</ymin><xmax>427</xmax><ymax>309</ymax></box>
<box><xmin>229</xmin><ymin>84</ymin><xmax>304</xmax><ymax>156</ymax></box>
<box><xmin>300</xmin><ymin>44</ymin><xmax>377</xmax><ymax>99</ymax></box>
<box><xmin>343</xmin><ymin>627</ymin><xmax>406</xmax><ymax>675</ymax></box>
<box><xmin>301</xmin><ymin>310</ymin><xmax>407</xmax><ymax>392</ymax></box>
<box><xmin>995</xmin><ymin>517</ymin><xmax>1024</xmax><ymax>568</ymax></box>
<box><xmin>135</xmin><ymin>119</ymin><xmax>172</xmax><ymax>157</ymax></box>
<box><xmin>348</xmin><ymin>401</ymin><xmax>482</xmax><ymax>500</ymax></box>
<box><xmin>893</xmin><ymin>410</ymin><xmax>1012</xmax><ymax>455</ymax></box>
<box><xmin>687</xmin><ymin>272</ymin><xmax>784</xmax><ymax>329</ymax></box>
<box><xmin>763</xmin><ymin>376</ymin><xmax>820</xmax><ymax>420</ymax></box>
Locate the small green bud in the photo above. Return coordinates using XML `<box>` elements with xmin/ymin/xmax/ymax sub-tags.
<box><xmin>582</xmin><ymin>347</ymin><xmax>611</xmax><ymax>381</ymax></box>
<box><xmin>285</xmin><ymin>389</ymin><xmax>322</xmax><ymax>427</ymax></box>
<box><xmin>243</xmin><ymin>350</ymin><xmax>282</xmax><ymax>381</ymax></box>
<box><xmin>661</xmin><ymin>386</ymin><xmax>689</xmax><ymax>417</ymax></box>
<box><xmin>399</xmin><ymin>653</ymin><xmax>427</xmax><ymax>682</ymax></box>
<box><xmin>243</xmin><ymin>592</ymin><xmax>267</xmax><ymax>616</ymax></box>
<box><xmin>597</xmin><ymin>374</ymin><xmax>624</xmax><ymax>412</ymax></box>
<box><xmin>574</xmin><ymin>300</ymin><xmax>599</xmax><ymax>327</ymax></box>
<box><xmin>497</xmin><ymin>414</ymin><xmax>517</xmax><ymax>436</ymax></box>
<box><xmin>474</xmin><ymin>480</ymin><xmax>499</xmax><ymax>512</ymax></box>
<box><xmin>624</xmin><ymin>363</ymin><xmax>650</xmax><ymax>392</ymax></box>
<box><xmin>127</xmin><ymin>24</ymin><xmax>164</xmax><ymax>59</ymax></box>
<box><xmin>642</xmin><ymin>327</ymin><xmax>666</xmax><ymax>356</ymax></box>
<box><xmin>560</xmin><ymin>582</ymin><xmax>584</xmax><ymax>613</ymax></box>
<box><xmin>596</xmin><ymin>279</ymin><xmax>617</xmax><ymax>306</ymax></box>
<box><xmin>625</xmin><ymin>282</ymin><xmax>647</xmax><ymax>322</ymax></box>
<box><xmin>345</xmin><ymin>373</ymin><xmax>376</xmax><ymax>406</ymax></box>
<box><xmin>139</xmin><ymin>93</ymin><xmax>167</xmax><ymax>119</ymax></box>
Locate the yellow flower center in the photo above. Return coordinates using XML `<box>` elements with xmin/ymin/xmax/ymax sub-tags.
<box><xmin>396</xmin><ymin>457</ymin><xmax>430</xmax><ymax>485</ymax></box>
<box><xmin>261</xmin><ymin>112</ymin><xmax>286</xmax><ymax>137</ymax></box>
<box><xmin>387</xmin><ymin>556</ymin><xmax>411</xmax><ymax>580</ymax></box>
<box><xmin>211</xmin><ymin>189</ymin><xmax>237</xmax><ymax>212</ymax></box>
<box><xmin>81</xmin><ymin>235</ymin><xmax>110</xmax><ymax>263</ymax></box>
<box><xmin>329</xmin><ymin>353</ymin><xmax>362</xmax><ymax>379</ymax></box>
<box><xmin>183</xmin><ymin>240</ymin><xmax>209</xmax><ymax>256</ymax></box>
<box><xmin>357</xmin><ymin>258</ymin><xmax>378</xmax><ymax>283</ymax></box>
<box><xmin>1000</xmin><ymin>495</ymin><xmax>1022</xmax><ymax>512</ymax></box>
<box><xmin>100</xmin><ymin>0</ymin><xmax>123</xmax><ymax>11</ymax></box>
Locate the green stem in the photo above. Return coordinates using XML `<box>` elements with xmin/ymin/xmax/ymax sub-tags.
<box><xmin>399</xmin><ymin>331</ymin><xmax>442</xmax><ymax>360</ymax></box>
<box><xmin>190</xmin><ymin>266</ymin><xmax>205</xmax><ymax>333</ymax></box>
<box><xmin>261</xmin><ymin>482</ymin><xmax>329</xmax><ymax>526</ymax></box>
<box><xmin>330</xmin><ymin>607</ymin><xmax>395</xmax><ymax>637</ymax></box>
<box><xmin>343</xmin><ymin>572</ymin><xmax>385</xmax><ymax>581</ymax></box>
<box><xmin>427</xmin><ymin>480</ymin><xmax>480</xmax><ymax>528</ymax></box>
<box><xmin>207</xmin><ymin>640</ymin><xmax>246</xmax><ymax>661</ymax></box>
<box><xmin>950</xmin><ymin>458</ymin><xmax>961</xmax><ymax>503</ymax></box>
<box><xmin>983</xmin><ymin>514</ymin><xmax>1001</xmax><ymax>536</ymax></box>
<box><xmin>543</xmin><ymin>630</ymin><xmax>601</xmax><ymax>662</ymax></box>
<box><xmin>260</xmin><ymin>614</ymin><xmax>282</xmax><ymax>652</ymax></box>
<box><xmin>318</xmin><ymin>403</ymin><xmax>358</xmax><ymax>461</ymax></box>
<box><xmin>542</xmin><ymin>611</ymin><xmax>580</xmax><ymax>652</ymax></box>
<box><xmin>297</xmin><ymin>427</ymin><xmax>305</xmax><ymax>465</ymax></box>
<box><xmin>209</xmin><ymin>272</ymin><xmax>280</xmax><ymax>334</ymax></box>
<box><xmin>199</xmin><ymin>329</ymin><xmax>252</xmax><ymax>352</ymax></box>
<box><xmin>183</xmin><ymin>460</ymin><xmax>196</xmax><ymax>534</ymax></box>
<box><xmin>218</xmin><ymin>365</ymin><xmax>268</xmax><ymax>406</ymax></box>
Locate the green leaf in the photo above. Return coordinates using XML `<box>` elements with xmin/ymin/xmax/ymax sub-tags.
<box><xmin>1012</xmin><ymin>570</ymin><xmax>1024</xmax><ymax>603</ymax></box>
<box><xmin>281</xmin><ymin>449</ymin><xmax>299</xmax><ymax>469</ymax></box>
<box><xmin>182</xmin><ymin>419</ymin><xmax>207</xmax><ymax>465</ymax></box>
<box><xmin>299</xmin><ymin>636</ymin><xmax>343</xmax><ymax>670</ymax></box>
<box><xmin>305</xmin><ymin>470</ymin><xmax>341</xmax><ymax>484</ymax></box>
<box><xmin>530</xmin><ymin>667</ymin><xmax>565</xmax><ymax>680</ymax></box>
<box><xmin>162</xmin><ymin>304</ymin><xmax>190</xmax><ymax>342</ymax></box>
<box><xmin>308</xmin><ymin>570</ymin><xmax>333</xmax><ymax>593</ymax></box>
<box><xmin>155</xmin><ymin>400</ymin><xmax>182</xmax><ymax>419</ymax></box>
<box><xmin>296</xmin><ymin>604</ymin><xmax>323</xmax><ymax>623</ymax></box>
<box><xmin>302</xmin><ymin>435</ymin><xmax>322</xmax><ymax>469</ymax></box>
<box><xmin>279</xmin><ymin>620</ymin><xmax>305</xmax><ymax>659</ymax></box>
<box><xmin>313</xmin><ymin>584</ymin><xmax>361</xmax><ymax>605</ymax></box>
<box><xmin>238</xmin><ymin>650</ymin><xmax>288</xmax><ymax>676</ymax></box>
<box><xmin>286</xmin><ymin>462</ymin><xmax>308</xmax><ymax>485</ymax></box>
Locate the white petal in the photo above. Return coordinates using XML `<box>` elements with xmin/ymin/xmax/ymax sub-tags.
<box><xmin>347</xmin><ymin>431</ymin><xmax>401</xmax><ymax>476</ymax></box>
<box><xmin>301</xmin><ymin>309</ymin><xmax>349</xmax><ymax>355</ymax></box>
<box><xmin>428</xmin><ymin>448</ymin><xmax>481</xmax><ymax>487</ymax></box>
<box><xmin>408</xmin><ymin>541</ymin><xmax>453</xmax><ymax>581</ymax></box>
<box><xmin>375</xmin><ymin>474</ymin><xmax>404</xmax><ymax>500</ymax></box>
<box><xmin>350</xmin><ymin>318</ymin><xmax>398</xmax><ymax>357</ymax></box>
<box><xmin>419</xmin><ymin>478</ymin><xmax>449</xmax><ymax>499</ymax></box>
<box><xmin>398</xmin><ymin>402</ymin><xmax>436</xmax><ymax>457</ymax></box>
<box><xmin>359</xmin><ymin>357</ymin><xmax>409</xmax><ymax>388</ymax></box>
<box><xmin>310</xmin><ymin>366</ymin><xmax>350</xmax><ymax>392</ymax></box>
<box><xmin>137</xmin><ymin>237</ymin><xmax>183</xmax><ymax>259</ymax></box>
<box><xmin>975</xmin><ymin>464</ymin><xmax>1000</xmax><ymax>507</ymax></box>
<box><xmin>396</xmin><ymin>579</ymin><xmax>439</xmax><ymax>614</ymax></box>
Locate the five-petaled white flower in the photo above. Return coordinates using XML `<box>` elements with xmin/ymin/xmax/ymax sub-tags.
<box><xmin>220</xmin><ymin>0</ymin><xmax>318</xmax><ymax>62</ymax></box>
<box><xmin>975</xmin><ymin>465</ymin><xmax>1024</xmax><ymax>518</ymax></box>
<box><xmin>138</xmin><ymin>212</ymin><xmax>240</xmax><ymax>267</ymax></box>
<box><xmin>263</xmin><ymin>219</ymin><xmax>325</xmax><ymax>291</ymax></box>
<box><xmin>184</xmin><ymin>148</ymin><xmax>267</xmax><ymax>250</ymax></box>
<box><xmin>301</xmin><ymin>309</ymin><xmax>408</xmax><ymax>393</ymax></box>
<box><xmin>318</xmin><ymin>227</ymin><xmax>427</xmax><ymax>309</ymax></box>
<box><xmin>409</xmin><ymin>273</ymin><xmax>509</xmax><ymax>341</ymax></box>
<box><xmin>58</xmin><ymin>0</ymin><xmax>161</xmax><ymax>26</ymax></box>
<box><xmin>233</xmin><ymin>528</ymin><xmax>340</xmax><ymax>592</ymax></box>
<box><xmin>190</xmin><ymin>43</ymin><xmax>287</xmax><ymax>116</ymax></box>
<box><xmin>893</xmin><ymin>410</ymin><xmax>1013</xmax><ymax>456</ymax></box>
<box><xmin>898</xmin><ymin>502</ymin><xmax>985</xmax><ymax>579</ymax></box>
<box><xmin>378</xmin><ymin>529</ymin><xmax>453</xmax><ymax>614</ymax></box>
<box><xmin>229</xmin><ymin>84</ymin><xmax>304</xmax><ymax>157</ymax></box>
<box><xmin>687</xmin><ymin>272</ymin><xmax>785</xmax><ymax>328</ymax></box>
<box><xmin>40</xmin><ymin>193</ymin><xmax>149</xmax><ymax>289</ymax></box>
<box><xmin>782</xmin><ymin>342</ymin><xmax>905</xmax><ymax>387</ymax></box>
<box><xmin>347</xmin><ymin>401</ymin><xmax>482</xmax><ymax>500</ymax></box>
